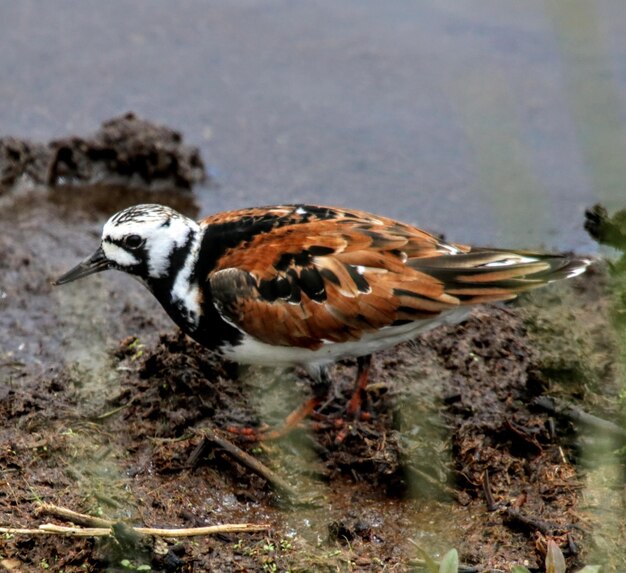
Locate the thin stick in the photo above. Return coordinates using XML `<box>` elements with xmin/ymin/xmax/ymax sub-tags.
<box><xmin>95</xmin><ymin>401</ymin><xmax>132</xmax><ymax>420</ymax></box>
<box><xmin>133</xmin><ymin>523</ymin><xmax>269</xmax><ymax>537</ymax></box>
<box><xmin>0</xmin><ymin>527</ymin><xmax>58</xmax><ymax>536</ymax></box>
<box><xmin>40</xmin><ymin>525</ymin><xmax>111</xmax><ymax>536</ymax></box>
<box><xmin>482</xmin><ymin>470</ymin><xmax>498</xmax><ymax>512</ymax></box>
<box><xmin>36</xmin><ymin>502</ymin><xmax>113</xmax><ymax>527</ymax></box>
<box><xmin>504</xmin><ymin>507</ymin><xmax>562</xmax><ymax>535</ymax></box>
<box><xmin>8</xmin><ymin>501</ymin><xmax>270</xmax><ymax>539</ymax></box>
<box><xmin>193</xmin><ymin>429</ymin><xmax>298</xmax><ymax>499</ymax></box>
<box><xmin>533</xmin><ymin>396</ymin><xmax>626</xmax><ymax>439</ymax></box>
<box><xmin>0</xmin><ymin>522</ymin><xmax>269</xmax><ymax>538</ymax></box>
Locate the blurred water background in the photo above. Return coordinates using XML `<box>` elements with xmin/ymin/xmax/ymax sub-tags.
<box><xmin>2</xmin><ymin>0</ymin><xmax>626</xmax><ymax>251</ymax></box>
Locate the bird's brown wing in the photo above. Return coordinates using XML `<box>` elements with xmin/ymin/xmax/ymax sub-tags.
<box><xmin>205</xmin><ymin>205</ymin><xmax>588</xmax><ymax>349</ymax></box>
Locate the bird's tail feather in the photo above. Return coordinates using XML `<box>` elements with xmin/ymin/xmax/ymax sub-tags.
<box><xmin>412</xmin><ymin>249</ymin><xmax>592</xmax><ymax>304</ymax></box>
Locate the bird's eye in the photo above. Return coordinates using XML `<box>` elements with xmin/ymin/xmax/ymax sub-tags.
<box><xmin>123</xmin><ymin>234</ymin><xmax>144</xmax><ymax>250</ymax></box>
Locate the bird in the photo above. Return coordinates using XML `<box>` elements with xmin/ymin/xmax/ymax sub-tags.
<box><xmin>54</xmin><ymin>203</ymin><xmax>591</xmax><ymax>438</ymax></box>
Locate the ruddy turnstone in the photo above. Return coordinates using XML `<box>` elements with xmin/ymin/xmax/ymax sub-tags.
<box><xmin>54</xmin><ymin>204</ymin><xmax>591</xmax><ymax>435</ymax></box>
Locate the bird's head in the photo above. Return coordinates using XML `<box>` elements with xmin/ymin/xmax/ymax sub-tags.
<box><xmin>54</xmin><ymin>204</ymin><xmax>199</xmax><ymax>285</ymax></box>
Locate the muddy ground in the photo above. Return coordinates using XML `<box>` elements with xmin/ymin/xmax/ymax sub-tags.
<box><xmin>1</xmin><ymin>120</ymin><xmax>625</xmax><ymax>572</ymax></box>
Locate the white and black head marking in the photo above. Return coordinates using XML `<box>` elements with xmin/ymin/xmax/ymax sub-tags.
<box><xmin>53</xmin><ymin>204</ymin><xmax>199</xmax><ymax>287</ymax></box>
<box><xmin>101</xmin><ymin>204</ymin><xmax>198</xmax><ymax>279</ymax></box>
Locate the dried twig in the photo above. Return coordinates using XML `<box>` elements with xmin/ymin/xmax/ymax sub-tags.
<box><xmin>481</xmin><ymin>470</ymin><xmax>498</xmax><ymax>511</ymax></box>
<box><xmin>503</xmin><ymin>507</ymin><xmax>563</xmax><ymax>536</ymax></box>
<box><xmin>0</xmin><ymin>527</ymin><xmax>59</xmax><ymax>536</ymax></box>
<box><xmin>0</xmin><ymin>522</ymin><xmax>268</xmax><ymax>537</ymax></box>
<box><xmin>191</xmin><ymin>429</ymin><xmax>299</xmax><ymax>499</ymax></box>
<box><xmin>532</xmin><ymin>396</ymin><xmax>626</xmax><ymax>439</ymax></box>
<box><xmin>2</xmin><ymin>501</ymin><xmax>269</xmax><ymax>539</ymax></box>
<box><xmin>132</xmin><ymin>523</ymin><xmax>268</xmax><ymax>537</ymax></box>
<box><xmin>36</xmin><ymin>502</ymin><xmax>113</xmax><ymax>527</ymax></box>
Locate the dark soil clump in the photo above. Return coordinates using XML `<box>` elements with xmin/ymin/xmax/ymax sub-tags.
<box><xmin>0</xmin><ymin>113</ymin><xmax>206</xmax><ymax>193</ymax></box>
<box><xmin>0</xmin><ymin>137</ymin><xmax>51</xmax><ymax>188</ymax></box>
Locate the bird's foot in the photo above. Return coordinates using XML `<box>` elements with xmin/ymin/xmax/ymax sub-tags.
<box><xmin>226</xmin><ymin>396</ymin><xmax>322</xmax><ymax>442</ymax></box>
<box><xmin>225</xmin><ymin>375</ymin><xmax>374</xmax><ymax>443</ymax></box>
<box><xmin>309</xmin><ymin>407</ymin><xmax>372</xmax><ymax>444</ymax></box>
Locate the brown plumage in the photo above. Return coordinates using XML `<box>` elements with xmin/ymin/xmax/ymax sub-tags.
<box><xmin>201</xmin><ymin>206</ymin><xmax>589</xmax><ymax>352</ymax></box>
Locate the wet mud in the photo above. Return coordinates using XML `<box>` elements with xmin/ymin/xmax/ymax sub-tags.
<box><xmin>1</xmin><ymin>121</ymin><xmax>625</xmax><ymax>571</ymax></box>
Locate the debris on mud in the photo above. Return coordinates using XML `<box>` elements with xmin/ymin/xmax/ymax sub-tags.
<box><xmin>0</xmin><ymin>113</ymin><xmax>206</xmax><ymax>193</ymax></box>
<box><xmin>3</xmin><ymin>267</ymin><xmax>620</xmax><ymax>571</ymax></box>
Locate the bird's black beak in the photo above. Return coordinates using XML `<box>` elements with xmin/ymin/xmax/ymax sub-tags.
<box><xmin>53</xmin><ymin>246</ymin><xmax>111</xmax><ymax>286</ymax></box>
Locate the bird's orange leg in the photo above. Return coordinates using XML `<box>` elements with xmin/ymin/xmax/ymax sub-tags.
<box><xmin>345</xmin><ymin>355</ymin><xmax>372</xmax><ymax>417</ymax></box>
<box><xmin>259</xmin><ymin>396</ymin><xmax>323</xmax><ymax>440</ymax></box>
<box><xmin>334</xmin><ymin>355</ymin><xmax>373</xmax><ymax>444</ymax></box>
<box><xmin>227</xmin><ymin>367</ymin><xmax>332</xmax><ymax>441</ymax></box>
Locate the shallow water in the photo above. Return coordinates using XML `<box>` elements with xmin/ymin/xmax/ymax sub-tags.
<box><xmin>2</xmin><ymin>1</ymin><xmax>626</xmax><ymax>251</ymax></box>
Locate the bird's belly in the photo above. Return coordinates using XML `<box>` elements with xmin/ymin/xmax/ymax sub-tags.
<box><xmin>220</xmin><ymin>307</ymin><xmax>472</xmax><ymax>368</ymax></box>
